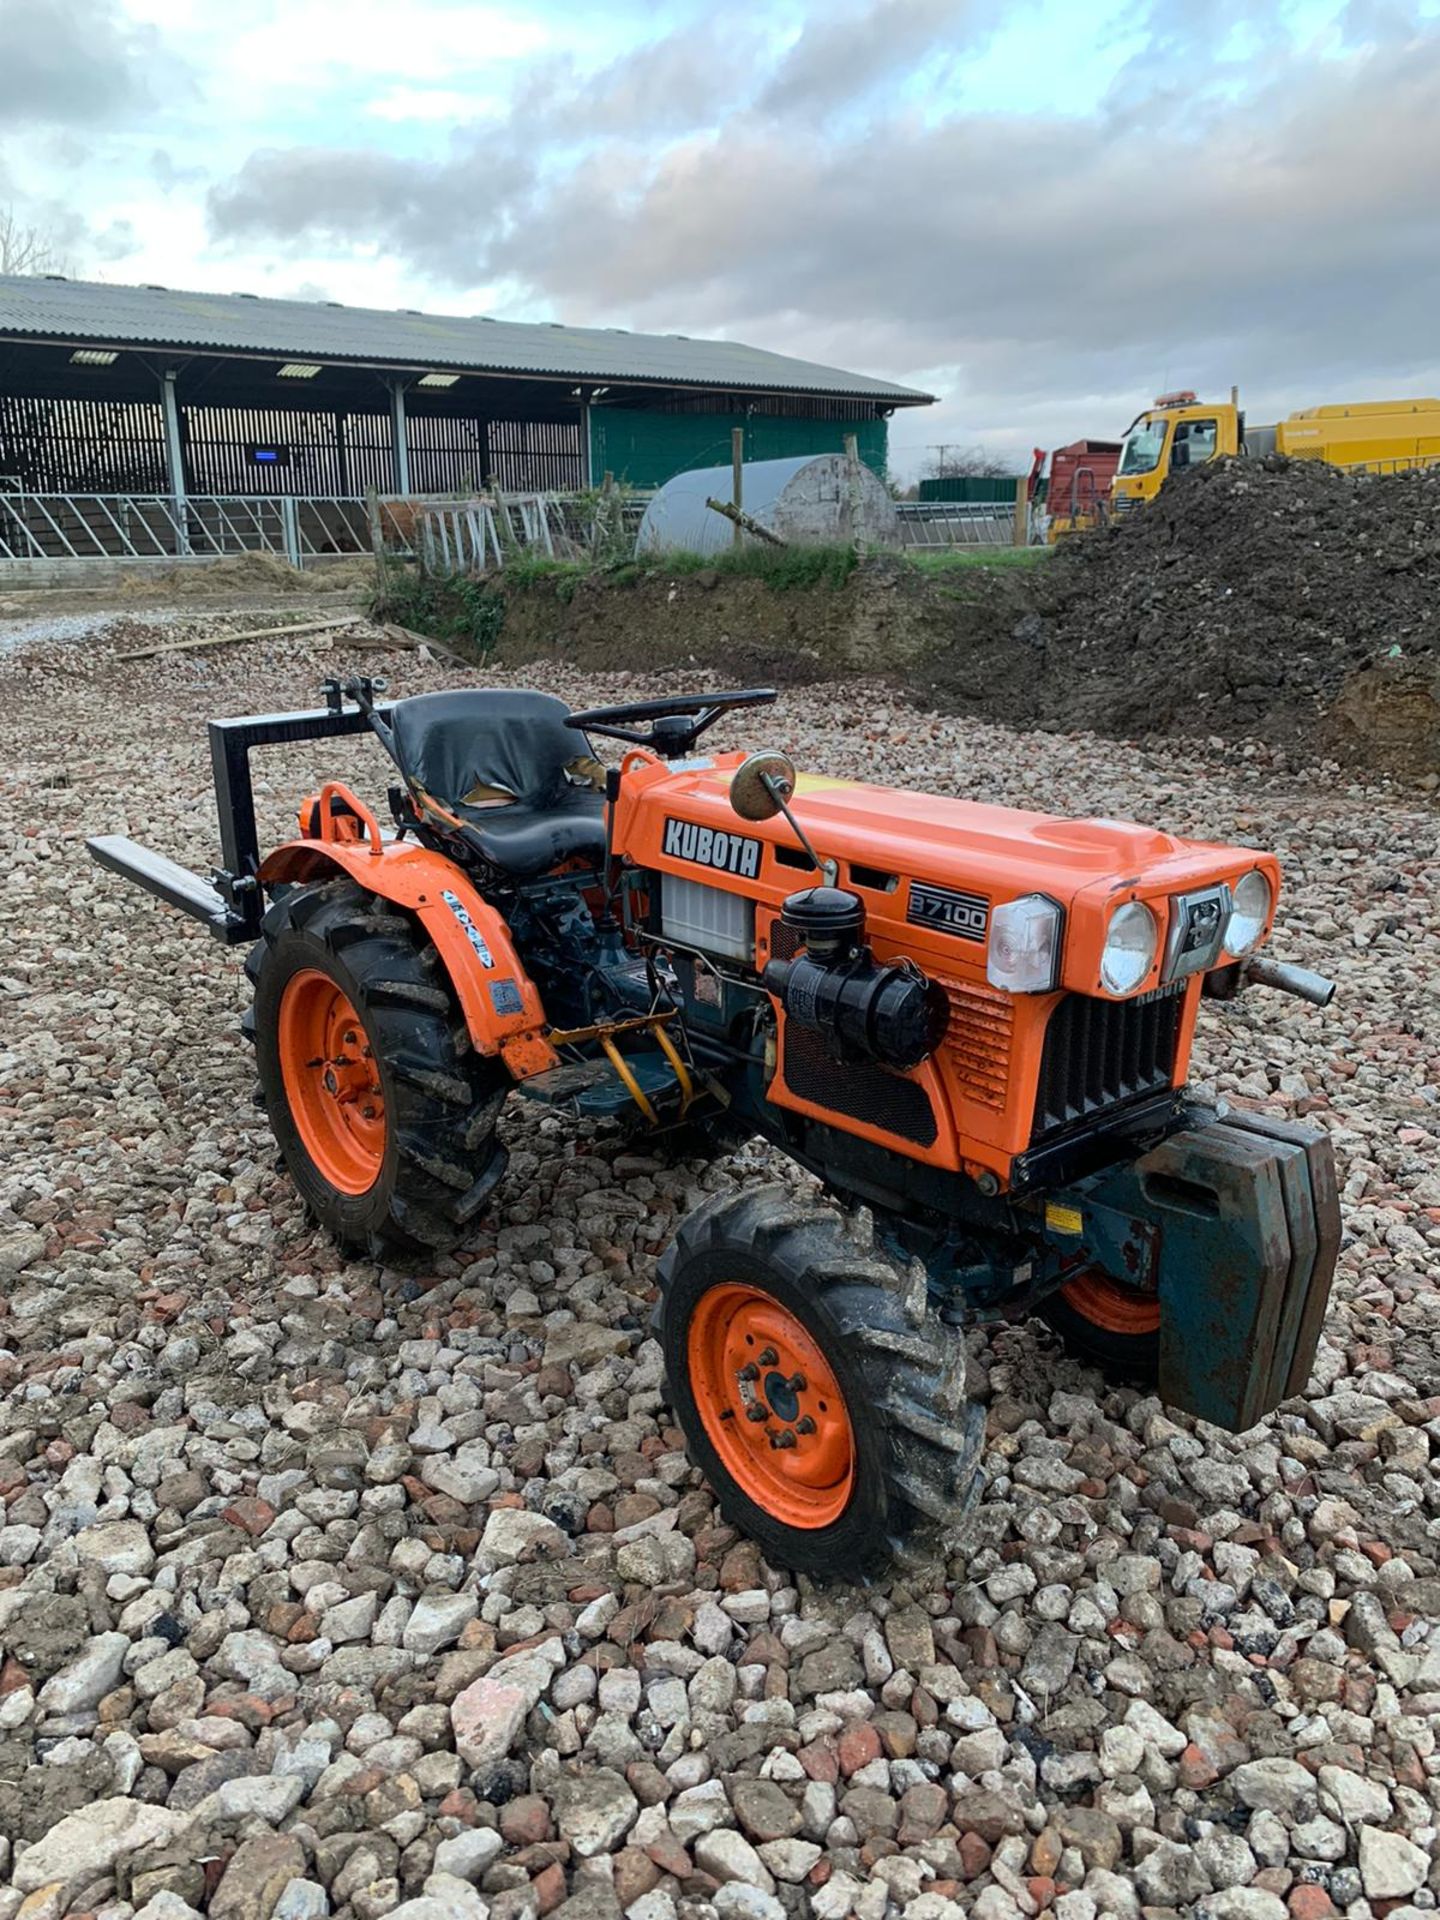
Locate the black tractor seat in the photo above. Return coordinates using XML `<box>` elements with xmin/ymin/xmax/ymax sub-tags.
<box><xmin>387</xmin><ymin>689</ymin><xmax>608</xmax><ymax>878</ymax></box>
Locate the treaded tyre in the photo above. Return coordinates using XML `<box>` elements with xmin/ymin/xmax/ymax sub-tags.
<box><xmin>656</xmin><ymin>1184</ymin><xmax>985</xmax><ymax>1581</ymax></box>
<box><xmin>1037</xmin><ymin>1270</ymin><xmax>1160</xmax><ymax>1384</ymax></box>
<box><xmin>249</xmin><ymin>877</ymin><xmax>509</xmax><ymax>1259</ymax></box>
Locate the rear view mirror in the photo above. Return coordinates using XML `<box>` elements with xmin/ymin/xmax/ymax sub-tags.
<box><xmin>730</xmin><ymin>750</ymin><xmax>797</xmax><ymax>822</ymax></box>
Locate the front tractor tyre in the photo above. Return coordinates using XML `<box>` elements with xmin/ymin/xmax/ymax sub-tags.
<box><xmin>657</xmin><ymin>1185</ymin><xmax>985</xmax><ymax>1582</ymax></box>
<box><xmin>1038</xmin><ymin>1268</ymin><xmax>1161</xmax><ymax>1384</ymax></box>
<box><xmin>250</xmin><ymin>878</ymin><xmax>509</xmax><ymax>1259</ymax></box>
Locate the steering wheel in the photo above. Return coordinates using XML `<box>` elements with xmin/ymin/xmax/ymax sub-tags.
<box><xmin>566</xmin><ymin>688</ymin><xmax>777</xmax><ymax>758</ymax></box>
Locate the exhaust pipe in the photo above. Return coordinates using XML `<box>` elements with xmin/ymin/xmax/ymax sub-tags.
<box><xmin>1243</xmin><ymin>955</ymin><xmax>1336</xmax><ymax>1008</ymax></box>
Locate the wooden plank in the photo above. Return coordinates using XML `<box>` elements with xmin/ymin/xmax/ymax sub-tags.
<box><xmin>705</xmin><ymin>496</ymin><xmax>786</xmax><ymax>546</ymax></box>
<box><xmin>381</xmin><ymin>621</ymin><xmax>467</xmax><ymax>665</ymax></box>
<box><xmin>345</xmin><ymin>624</ymin><xmax>467</xmax><ymax>668</ymax></box>
<box><xmin>113</xmin><ymin>613</ymin><xmax>360</xmax><ymax>662</ymax></box>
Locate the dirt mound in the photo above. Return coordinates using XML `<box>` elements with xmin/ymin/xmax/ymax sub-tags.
<box><xmin>1007</xmin><ymin>458</ymin><xmax>1440</xmax><ymax>773</ymax></box>
<box><xmin>491</xmin><ymin>554</ymin><xmax>1036</xmax><ymax>689</ymax></box>
<box><xmin>117</xmin><ymin>551</ymin><xmax>373</xmax><ymax>597</ymax></box>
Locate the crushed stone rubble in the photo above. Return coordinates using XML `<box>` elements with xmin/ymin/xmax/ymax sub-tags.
<box><xmin>0</xmin><ymin>611</ymin><xmax>1436</xmax><ymax>1920</ymax></box>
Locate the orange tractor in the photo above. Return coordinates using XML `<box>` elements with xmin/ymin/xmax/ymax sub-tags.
<box><xmin>89</xmin><ymin>680</ymin><xmax>1339</xmax><ymax>1577</ymax></box>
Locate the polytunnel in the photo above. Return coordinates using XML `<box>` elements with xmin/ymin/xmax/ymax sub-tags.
<box><xmin>635</xmin><ymin>452</ymin><xmax>899</xmax><ymax>556</ymax></box>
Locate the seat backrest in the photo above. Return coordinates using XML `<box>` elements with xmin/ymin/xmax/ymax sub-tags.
<box><xmin>387</xmin><ymin>689</ymin><xmax>598</xmax><ymax>809</ymax></box>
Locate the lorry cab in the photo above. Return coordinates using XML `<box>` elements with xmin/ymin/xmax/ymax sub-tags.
<box><xmin>1112</xmin><ymin>389</ymin><xmax>1440</xmax><ymax>513</ymax></box>
<box><xmin>1111</xmin><ymin>391</ymin><xmax>1240</xmax><ymax>511</ymax></box>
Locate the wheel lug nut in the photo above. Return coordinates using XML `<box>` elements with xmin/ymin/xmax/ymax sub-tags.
<box><xmin>786</xmin><ymin>1372</ymin><xmax>807</xmax><ymax>1393</ymax></box>
<box><xmin>770</xmin><ymin>1429</ymin><xmax>797</xmax><ymax>1450</ymax></box>
<box><xmin>745</xmin><ymin>1405</ymin><xmax>769</xmax><ymax>1424</ymax></box>
<box><xmin>737</xmin><ymin>1363</ymin><xmax>760</xmax><ymax>1383</ymax></box>
<box><xmin>757</xmin><ymin>1347</ymin><xmax>778</xmax><ymax>1367</ymax></box>
<box><xmin>796</xmin><ymin>1415</ymin><xmax>816</xmax><ymax>1435</ymax></box>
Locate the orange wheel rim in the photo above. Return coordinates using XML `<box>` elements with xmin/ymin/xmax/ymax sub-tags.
<box><xmin>278</xmin><ymin>970</ymin><xmax>386</xmax><ymax>1195</ymax></box>
<box><xmin>687</xmin><ymin>1284</ymin><xmax>854</xmax><ymax>1529</ymax></box>
<box><xmin>1061</xmin><ymin>1269</ymin><xmax>1161</xmax><ymax>1336</ymax></box>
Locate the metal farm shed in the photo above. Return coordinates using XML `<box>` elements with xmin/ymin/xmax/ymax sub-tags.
<box><xmin>0</xmin><ymin>275</ymin><xmax>930</xmax><ymax>567</ymax></box>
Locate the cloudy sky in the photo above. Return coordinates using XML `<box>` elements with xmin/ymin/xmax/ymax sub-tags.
<box><xmin>3</xmin><ymin>0</ymin><xmax>1440</xmax><ymax>477</ymax></box>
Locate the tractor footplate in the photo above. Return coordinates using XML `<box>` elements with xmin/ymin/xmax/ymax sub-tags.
<box><xmin>515</xmin><ymin>1061</ymin><xmax>614</xmax><ymax>1103</ymax></box>
<box><xmin>516</xmin><ymin>1052</ymin><xmax>689</xmax><ymax>1122</ymax></box>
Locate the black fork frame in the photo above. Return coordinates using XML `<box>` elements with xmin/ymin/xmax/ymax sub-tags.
<box><xmin>208</xmin><ymin>695</ymin><xmax>395</xmax><ymax>943</ymax></box>
<box><xmin>87</xmin><ymin>683</ymin><xmax>394</xmax><ymax>946</ymax></box>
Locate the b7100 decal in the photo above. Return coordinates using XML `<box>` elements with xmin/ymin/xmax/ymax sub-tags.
<box><xmin>907</xmin><ymin>880</ymin><xmax>989</xmax><ymax>941</ymax></box>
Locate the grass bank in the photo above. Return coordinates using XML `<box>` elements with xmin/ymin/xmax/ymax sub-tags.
<box><xmin>372</xmin><ymin>543</ymin><xmax>1052</xmax><ymax>657</ymax></box>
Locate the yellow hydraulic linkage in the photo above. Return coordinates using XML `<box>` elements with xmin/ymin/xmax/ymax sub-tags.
<box><xmin>547</xmin><ymin>1009</ymin><xmax>695</xmax><ymax>1126</ymax></box>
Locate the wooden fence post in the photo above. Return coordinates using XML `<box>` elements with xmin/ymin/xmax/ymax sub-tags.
<box><xmin>843</xmin><ymin>432</ymin><xmax>861</xmax><ymax>547</ymax></box>
<box><xmin>1013</xmin><ymin>472</ymin><xmax>1030</xmax><ymax>548</ymax></box>
<box><xmin>731</xmin><ymin>428</ymin><xmax>745</xmax><ymax>548</ymax></box>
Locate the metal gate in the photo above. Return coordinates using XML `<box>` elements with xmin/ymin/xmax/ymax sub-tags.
<box><xmin>0</xmin><ymin>493</ymin><xmax>372</xmax><ymax>564</ymax></box>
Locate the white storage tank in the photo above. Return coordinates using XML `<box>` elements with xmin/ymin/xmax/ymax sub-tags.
<box><xmin>636</xmin><ymin>453</ymin><xmax>899</xmax><ymax>556</ymax></box>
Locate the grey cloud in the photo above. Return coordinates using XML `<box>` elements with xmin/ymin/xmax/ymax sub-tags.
<box><xmin>760</xmin><ymin>0</ymin><xmax>983</xmax><ymax>114</ymax></box>
<box><xmin>1337</xmin><ymin>0</ymin><xmax>1418</xmax><ymax>37</ymax></box>
<box><xmin>151</xmin><ymin>150</ymin><xmax>209</xmax><ymax>192</ymax></box>
<box><xmin>209</xmin><ymin>140</ymin><xmax>537</xmax><ymax>280</ymax></box>
<box><xmin>0</xmin><ymin>0</ymin><xmax>165</xmax><ymax>127</ymax></box>
<box><xmin>568</xmin><ymin>21</ymin><xmax>764</xmax><ymax>135</ymax></box>
<box><xmin>92</xmin><ymin>218</ymin><xmax>138</xmax><ymax>263</ymax></box>
<box><xmin>205</xmin><ymin>9</ymin><xmax>1440</xmax><ymax>456</ymax></box>
<box><xmin>494</xmin><ymin>32</ymin><xmax>1440</xmax><ymax>371</ymax></box>
<box><xmin>211</xmin><ymin>149</ymin><xmax>438</xmax><ymax>244</ymax></box>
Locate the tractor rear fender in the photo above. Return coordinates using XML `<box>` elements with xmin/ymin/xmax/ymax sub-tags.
<box><xmin>257</xmin><ymin>837</ymin><xmax>558</xmax><ymax>1079</ymax></box>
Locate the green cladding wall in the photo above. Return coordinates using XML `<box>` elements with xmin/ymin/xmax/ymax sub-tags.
<box><xmin>589</xmin><ymin>408</ymin><xmax>889</xmax><ymax>489</ymax></box>
<box><xmin>918</xmin><ymin>474</ymin><xmax>1021</xmax><ymax>503</ymax></box>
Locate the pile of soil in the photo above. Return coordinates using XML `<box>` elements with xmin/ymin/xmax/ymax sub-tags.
<box><xmin>117</xmin><ymin>551</ymin><xmax>373</xmax><ymax>597</ymax></box>
<box><xmin>988</xmin><ymin>457</ymin><xmax>1440</xmax><ymax>772</ymax></box>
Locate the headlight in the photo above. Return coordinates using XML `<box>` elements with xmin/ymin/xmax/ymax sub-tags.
<box><xmin>1100</xmin><ymin>901</ymin><xmax>1158</xmax><ymax>994</ymax></box>
<box><xmin>987</xmin><ymin>894</ymin><xmax>1063</xmax><ymax>993</ymax></box>
<box><xmin>1226</xmin><ymin>869</ymin><xmax>1273</xmax><ymax>957</ymax></box>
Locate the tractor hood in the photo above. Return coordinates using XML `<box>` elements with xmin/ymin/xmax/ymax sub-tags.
<box><xmin>618</xmin><ymin>754</ymin><xmax>1281</xmax><ymax>999</ymax></box>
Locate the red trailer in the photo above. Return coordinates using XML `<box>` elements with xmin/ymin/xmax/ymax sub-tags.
<box><xmin>1046</xmin><ymin>438</ymin><xmax>1122</xmax><ymax>538</ymax></box>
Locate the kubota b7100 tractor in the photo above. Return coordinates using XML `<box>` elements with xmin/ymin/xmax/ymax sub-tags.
<box><xmin>89</xmin><ymin>679</ymin><xmax>1340</xmax><ymax>1578</ymax></box>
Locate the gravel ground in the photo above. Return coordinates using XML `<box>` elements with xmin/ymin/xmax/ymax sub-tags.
<box><xmin>1</xmin><ymin>612</ymin><xmax>1437</xmax><ymax>1920</ymax></box>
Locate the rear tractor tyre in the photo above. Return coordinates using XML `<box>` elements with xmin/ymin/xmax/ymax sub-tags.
<box><xmin>249</xmin><ymin>877</ymin><xmax>510</xmax><ymax>1259</ymax></box>
<box><xmin>656</xmin><ymin>1184</ymin><xmax>985</xmax><ymax>1581</ymax></box>
<box><xmin>1038</xmin><ymin>1270</ymin><xmax>1160</xmax><ymax>1384</ymax></box>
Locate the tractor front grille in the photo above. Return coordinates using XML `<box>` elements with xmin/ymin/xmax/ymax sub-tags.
<box><xmin>939</xmin><ymin>976</ymin><xmax>1014</xmax><ymax>1111</ymax></box>
<box><xmin>782</xmin><ymin>1022</ymin><xmax>938</xmax><ymax>1147</ymax></box>
<box><xmin>1031</xmin><ymin>985</ymin><xmax>1185</xmax><ymax>1142</ymax></box>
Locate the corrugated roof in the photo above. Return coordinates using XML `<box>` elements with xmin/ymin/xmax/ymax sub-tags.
<box><xmin>0</xmin><ymin>274</ymin><xmax>932</xmax><ymax>405</ymax></box>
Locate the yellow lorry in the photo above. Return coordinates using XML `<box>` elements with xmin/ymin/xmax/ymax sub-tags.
<box><xmin>1111</xmin><ymin>390</ymin><xmax>1440</xmax><ymax>512</ymax></box>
